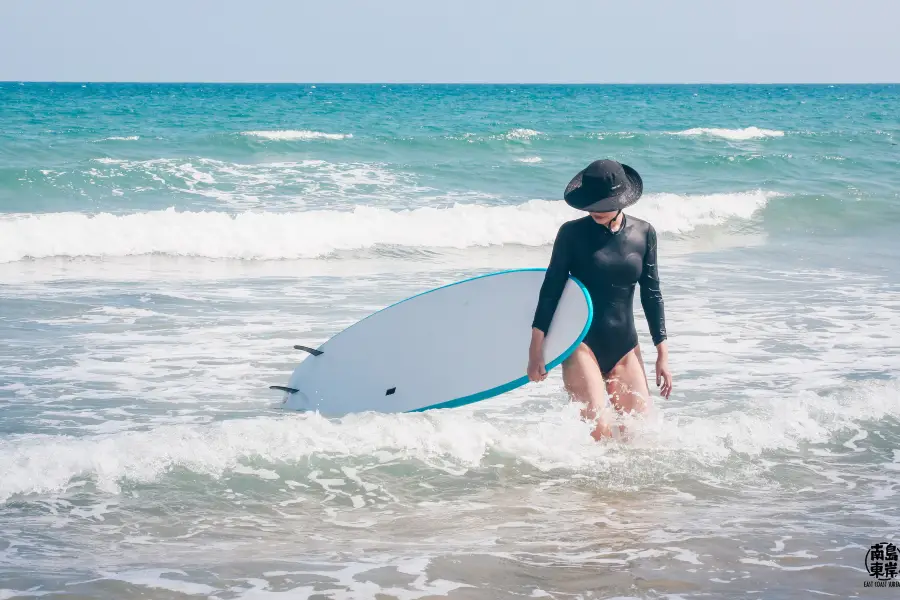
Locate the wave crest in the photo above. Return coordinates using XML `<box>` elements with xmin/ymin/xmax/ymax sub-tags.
<box><xmin>501</xmin><ymin>128</ymin><xmax>541</xmax><ymax>140</ymax></box>
<box><xmin>672</xmin><ymin>127</ymin><xmax>785</xmax><ymax>140</ymax></box>
<box><xmin>93</xmin><ymin>136</ymin><xmax>140</xmax><ymax>142</ymax></box>
<box><xmin>0</xmin><ymin>191</ymin><xmax>775</xmax><ymax>263</ymax></box>
<box><xmin>241</xmin><ymin>130</ymin><xmax>352</xmax><ymax>141</ymax></box>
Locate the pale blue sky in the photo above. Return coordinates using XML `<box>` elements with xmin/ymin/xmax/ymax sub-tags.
<box><xmin>2</xmin><ymin>0</ymin><xmax>898</xmax><ymax>83</ymax></box>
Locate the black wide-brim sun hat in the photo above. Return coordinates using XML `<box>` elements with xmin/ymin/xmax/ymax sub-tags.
<box><xmin>563</xmin><ymin>159</ymin><xmax>643</xmax><ymax>213</ymax></box>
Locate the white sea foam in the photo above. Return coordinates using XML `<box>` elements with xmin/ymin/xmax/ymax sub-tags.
<box><xmin>94</xmin><ymin>570</ymin><xmax>217</xmax><ymax>596</ymax></box>
<box><xmin>502</xmin><ymin>128</ymin><xmax>541</xmax><ymax>140</ymax></box>
<box><xmin>0</xmin><ymin>590</ymin><xmax>56</xmax><ymax>599</ymax></box>
<box><xmin>83</xmin><ymin>157</ymin><xmax>415</xmax><ymax>210</ymax></box>
<box><xmin>516</xmin><ymin>156</ymin><xmax>542</xmax><ymax>163</ymax></box>
<box><xmin>1</xmin><ymin>378</ymin><xmax>897</xmax><ymax>503</ymax></box>
<box><xmin>629</xmin><ymin>190</ymin><xmax>774</xmax><ymax>232</ymax></box>
<box><xmin>672</xmin><ymin>127</ymin><xmax>785</xmax><ymax>140</ymax></box>
<box><xmin>241</xmin><ymin>130</ymin><xmax>352</xmax><ymax>141</ymax></box>
<box><xmin>94</xmin><ymin>136</ymin><xmax>140</xmax><ymax>142</ymax></box>
<box><xmin>0</xmin><ymin>191</ymin><xmax>775</xmax><ymax>262</ymax></box>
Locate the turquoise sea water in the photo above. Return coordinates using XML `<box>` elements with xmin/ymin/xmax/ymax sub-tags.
<box><xmin>1</xmin><ymin>84</ymin><xmax>899</xmax><ymax>598</ymax></box>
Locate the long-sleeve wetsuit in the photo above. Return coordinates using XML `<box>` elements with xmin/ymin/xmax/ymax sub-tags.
<box><xmin>532</xmin><ymin>214</ymin><xmax>667</xmax><ymax>374</ymax></box>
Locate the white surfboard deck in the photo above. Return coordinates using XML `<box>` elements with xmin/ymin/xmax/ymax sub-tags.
<box><xmin>275</xmin><ymin>268</ymin><xmax>593</xmax><ymax>416</ymax></box>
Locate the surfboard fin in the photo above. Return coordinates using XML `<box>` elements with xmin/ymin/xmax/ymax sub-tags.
<box><xmin>270</xmin><ymin>385</ymin><xmax>300</xmax><ymax>394</ymax></box>
<box><xmin>294</xmin><ymin>345</ymin><xmax>323</xmax><ymax>356</ymax></box>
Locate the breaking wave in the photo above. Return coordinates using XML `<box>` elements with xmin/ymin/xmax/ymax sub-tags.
<box><xmin>0</xmin><ymin>191</ymin><xmax>776</xmax><ymax>262</ymax></box>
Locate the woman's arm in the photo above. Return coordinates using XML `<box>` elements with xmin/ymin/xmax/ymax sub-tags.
<box><xmin>638</xmin><ymin>224</ymin><xmax>666</xmax><ymax>346</ymax></box>
<box><xmin>531</xmin><ymin>224</ymin><xmax>572</xmax><ymax>336</ymax></box>
<box><xmin>639</xmin><ymin>224</ymin><xmax>672</xmax><ymax>398</ymax></box>
<box><xmin>527</xmin><ymin>327</ymin><xmax>548</xmax><ymax>381</ymax></box>
<box><xmin>528</xmin><ymin>225</ymin><xmax>571</xmax><ymax>382</ymax></box>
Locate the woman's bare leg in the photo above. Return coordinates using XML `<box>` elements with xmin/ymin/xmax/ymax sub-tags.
<box><xmin>634</xmin><ymin>343</ymin><xmax>648</xmax><ymax>380</ymax></box>
<box><xmin>561</xmin><ymin>343</ymin><xmax>612</xmax><ymax>440</ymax></box>
<box><xmin>604</xmin><ymin>346</ymin><xmax>652</xmax><ymax>417</ymax></box>
<box><xmin>561</xmin><ymin>343</ymin><xmax>654</xmax><ymax>440</ymax></box>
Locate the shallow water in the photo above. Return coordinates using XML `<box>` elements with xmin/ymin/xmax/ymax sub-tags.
<box><xmin>1</xmin><ymin>84</ymin><xmax>899</xmax><ymax>598</ymax></box>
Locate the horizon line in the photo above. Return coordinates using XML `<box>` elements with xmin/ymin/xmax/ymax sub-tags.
<box><xmin>3</xmin><ymin>80</ymin><xmax>899</xmax><ymax>86</ymax></box>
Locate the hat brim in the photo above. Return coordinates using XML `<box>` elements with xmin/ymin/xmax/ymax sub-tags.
<box><xmin>563</xmin><ymin>163</ymin><xmax>643</xmax><ymax>212</ymax></box>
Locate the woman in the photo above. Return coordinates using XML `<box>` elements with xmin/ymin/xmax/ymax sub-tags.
<box><xmin>527</xmin><ymin>159</ymin><xmax>672</xmax><ymax>440</ymax></box>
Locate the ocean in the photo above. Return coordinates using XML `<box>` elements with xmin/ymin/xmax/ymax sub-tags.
<box><xmin>1</xmin><ymin>83</ymin><xmax>899</xmax><ymax>599</ymax></box>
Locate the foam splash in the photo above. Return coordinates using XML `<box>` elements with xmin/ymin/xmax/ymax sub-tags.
<box><xmin>0</xmin><ymin>191</ymin><xmax>775</xmax><ymax>262</ymax></box>
<box><xmin>1</xmin><ymin>379</ymin><xmax>897</xmax><ymax>503</ymax></box>
<box><xmin>500</xmin><ymin>129</ymin><xmax>541</xmax><ymax>140</ymax></box>
<box><xmin>516</xmin><ymin>157</ymin><xmax>542</xmax><ymax>163</ymax></box>
<box><xmin>241</xmin><ymin>130</ymin><xmax>352</xmax><ymax>141</ymax></box>
<box><xmin>672</xmin><ymin>127</ymin><xmax>785</xmax><ymax>140</ymax></box>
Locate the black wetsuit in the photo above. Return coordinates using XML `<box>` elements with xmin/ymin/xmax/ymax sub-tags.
<box><xmin>532</xmin><ymin>214</ymin><xmax>667</xmax><ymax>374</ymax></box>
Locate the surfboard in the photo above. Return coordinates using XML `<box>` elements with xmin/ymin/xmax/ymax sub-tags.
<box><xmin>272</xmin><ymin>268</ymin><xmax>593</xmax><ymax>416</ymax></box>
